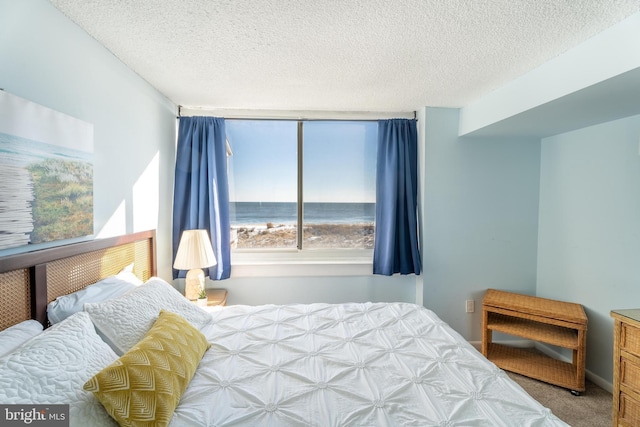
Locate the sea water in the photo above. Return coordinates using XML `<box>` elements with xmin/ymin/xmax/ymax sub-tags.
<box><xmin>230</xmin><ymin>202</ymin><xmax>375</xmax><ymax>226</ymax></box>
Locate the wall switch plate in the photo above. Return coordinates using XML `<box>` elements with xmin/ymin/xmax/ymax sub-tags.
<box><xmin>465</xmin><ymin>300</ymin><xmax>475</xmax><ymax>313</ymax></box>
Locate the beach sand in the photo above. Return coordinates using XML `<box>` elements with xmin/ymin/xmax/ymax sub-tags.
<box><xmin>232</xmin><ymin>223</ymin><xmax>374</xmax><ymax>249</ymax></box>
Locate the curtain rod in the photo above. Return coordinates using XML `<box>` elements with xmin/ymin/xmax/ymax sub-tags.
<box><xmin>177</xmin><ymin>106</ymin><xmax>416</xmax><ymax>121</ymax></box>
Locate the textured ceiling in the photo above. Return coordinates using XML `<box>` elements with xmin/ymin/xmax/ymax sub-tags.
<box><xmin>49</xmin><ymin>0</ymin><xmax>640</xmax><ymax>113</ymax></box>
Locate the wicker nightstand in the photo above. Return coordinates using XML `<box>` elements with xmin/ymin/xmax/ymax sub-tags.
<box><xmin>205</xmin><ymin>288</ymin><xmax>227</xmax><ymax>306</ymax></box>
<box><xmin>481</xmin><ymin>289</ymin><xmax>587</xmax><ymax>395</ymax></box>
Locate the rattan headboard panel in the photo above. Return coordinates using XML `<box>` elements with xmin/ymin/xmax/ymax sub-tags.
<box><xmin>0</xmin><ymin>230</ymin><xmax>156</xmax><ymax>329</ymax></box>
<box><xmin>0</xmin><ymin>269</ymin><xmax>31</xmax><ymax>330</ymax></box>
<box><xmin>47</xmin><ymin>239</ymin><xmax>154</xmax><ymax>303</ymax></box>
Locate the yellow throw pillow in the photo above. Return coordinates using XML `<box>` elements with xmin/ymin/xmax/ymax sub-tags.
<box><xmin>84</xmin><ymin>310</ymin><xmax>210</xmax><ymax>427</ymax></box>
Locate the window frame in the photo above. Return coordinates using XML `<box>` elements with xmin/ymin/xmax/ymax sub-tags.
<box><xmin>210</xmin><ymin>109</ymin><xmax>416</xmax><ymax>278</ymax></box>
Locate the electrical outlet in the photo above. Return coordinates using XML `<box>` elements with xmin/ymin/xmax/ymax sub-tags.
<box><xmin>465</xmin><ymin>300</ymin><xmax>475</xmax><ymax>313</ymax></box>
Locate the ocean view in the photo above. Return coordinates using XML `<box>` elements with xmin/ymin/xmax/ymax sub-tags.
<box><xmin>230</xmin><ymin>202</ymin><xmax>375</xmax><ymax>249</ymax></box>
<box><xmin>0</xmin><ymin>132</ymin><xmax>92</xmax><ymax>167</ymax></box>
<box><xmin>230</xmin><ymin>202</ymin><xmax>375</xmax><ymax>226</ymax></box>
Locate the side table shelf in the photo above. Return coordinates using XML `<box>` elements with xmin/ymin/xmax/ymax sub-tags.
<box><xmin>481</xmin><ymin>289</ymin><xmax>587</xmax><ymax>394</ymax></box>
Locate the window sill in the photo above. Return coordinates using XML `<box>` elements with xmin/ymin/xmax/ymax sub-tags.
<box><xmin>230</xmin><ymin>249</ymin><xmax>373</xmax><ymax>277</ymax></box>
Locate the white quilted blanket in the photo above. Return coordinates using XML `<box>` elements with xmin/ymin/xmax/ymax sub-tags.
<box><xmin>171</xmin><ymin>303</ymin><xmax>568</xmax><ymax>426</ymax></box>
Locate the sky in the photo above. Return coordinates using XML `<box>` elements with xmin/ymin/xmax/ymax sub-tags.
<box><xmin>226</xmin><ymin>120</ymin><xmax>377</xmax><ymax>203</ymax></box>
<box><xmin>0</xmin><ymin>90</ymin><xmax>93</xmax><ymax>153</ymax></box>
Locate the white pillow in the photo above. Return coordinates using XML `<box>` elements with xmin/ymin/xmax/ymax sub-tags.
<box><xmin>120</xmin><ymin>262</ymin><xmax>135</xmax><ymax>273</ymax></box>
<box><xmin>0</xmin><ymin>312</ymin><xmax>118</xmax><ymax>427</ymax></box>
<box><xmin>0</xmin><ymin>320</ymin><xmax>43</xmax><ymax>358</ymax></box>
<box><xmin>115</xmin><ymin>269</ymin><xmax>143</xmax><ymax>286</ymax></box>
<box><xmin>47</xmin><ymin>271</ymin><xmax>143</xmax><ymax>324</ymax></box>
<box><xmin>84</xmin><ymin>277</ymin><xmax>212</xmax><ymax>355</ymax></box>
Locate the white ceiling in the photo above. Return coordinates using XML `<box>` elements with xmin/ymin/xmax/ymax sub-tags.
<box><xmin>49</xmin><ymin>0</ymin><xmax>640</xmax><ymax>114</ymax></box>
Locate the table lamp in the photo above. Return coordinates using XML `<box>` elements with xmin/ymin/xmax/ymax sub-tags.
<box><xmin>173</xmin><ymin>229</ymin><xmax>217</xmax><ymax>300</ymax></box>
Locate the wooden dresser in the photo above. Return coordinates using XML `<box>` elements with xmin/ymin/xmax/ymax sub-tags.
<box><xmin>482</xmin><ymin>289</ymin><xmax>587</xmax><ymax>394</ymax></box>
<box><xmin>611</xmin><ymin>309</ymin><xmax>640</xmax><ymax>427</ymax></box>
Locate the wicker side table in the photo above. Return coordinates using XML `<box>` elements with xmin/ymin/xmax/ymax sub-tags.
<box><xmin>481</xmin><ymin>289</ymin><xmax>587</xmax><ymax>394</ymax></box>
<box><xmin>206</xmin><ymin>288</ymin><xmax>227</xmax><ymax>306</ymax></box>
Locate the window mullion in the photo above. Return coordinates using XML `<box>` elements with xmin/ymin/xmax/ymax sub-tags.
<box><xmin>297</xmin><ymin>121</ymin><xmax>304</xmax><ymax>250</ymax></box>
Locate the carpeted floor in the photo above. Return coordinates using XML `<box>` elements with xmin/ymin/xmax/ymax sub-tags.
<box><xmin>508</xmin><ymin>372</ymin><xmax>612</xmax><ymax>427</ymax></box>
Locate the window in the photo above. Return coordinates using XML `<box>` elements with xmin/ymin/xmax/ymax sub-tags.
<box><xmin>226</xmin><ymin>120</ymin><xmax>377</xmax><ymax>253</ymax></box>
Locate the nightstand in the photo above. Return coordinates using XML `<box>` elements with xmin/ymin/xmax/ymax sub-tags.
<box><xmin>481</xmin><ymin>289</ymin><xmax>587</xmax><ymax>394</ymax></box>
<box><xmin>206</xmin><ymin>288</ymin><xmax>227</xmax><ymax>306</ymax></box>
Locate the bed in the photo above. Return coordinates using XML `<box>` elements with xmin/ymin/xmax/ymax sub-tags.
<box><xmin>0</xmin><ymin>231</ymin><xmax>568</xmax><ymax>426</ymax></box>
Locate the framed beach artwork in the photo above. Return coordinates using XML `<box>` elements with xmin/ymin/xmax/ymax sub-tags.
<box><xmin>0</xmin><ymin>90</ymin><xmax>93</xmax><ymax>251</ymax></box>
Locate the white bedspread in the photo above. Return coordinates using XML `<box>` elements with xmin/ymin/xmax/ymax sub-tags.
<box><xmin>171</xmin><ymin>302</ymin><xmax>567</xmax><ymax>426</ymax></box>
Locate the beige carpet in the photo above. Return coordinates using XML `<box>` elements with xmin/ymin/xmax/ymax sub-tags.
<box><xmin>507</xmin><ymin>372</ymin><xmax>612</xmax><ymax>427</ymax></box>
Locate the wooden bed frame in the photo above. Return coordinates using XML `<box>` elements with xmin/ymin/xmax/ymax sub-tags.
<box><xmin>0</xmin><ymin>230</ymin><xmax>156</xmax><ymax>329</ymax></box>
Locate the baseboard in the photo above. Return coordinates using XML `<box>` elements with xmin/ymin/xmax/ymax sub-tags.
<box><xmin>468</xmin><ymin>340</ymin><xmax>613</xmax><ymax>393</ymax></box>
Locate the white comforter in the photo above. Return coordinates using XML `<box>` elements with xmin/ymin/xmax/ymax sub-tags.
<box><xmin>171</xmin><ymin>303</ymin><xmax>567</xmax><ymax>426</ymax></box>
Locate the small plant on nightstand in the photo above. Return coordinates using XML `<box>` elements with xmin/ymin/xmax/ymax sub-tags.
<box><xmin>196</xmin><ymin>288</ymin><xmax>208</xmax><ymax>307</ymax></box>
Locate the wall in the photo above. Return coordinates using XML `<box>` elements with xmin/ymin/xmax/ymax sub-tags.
<box><xmin>421</xmin><ymin>107</ymin><xmax>541</xmax><ymax>340</ymax></box>
<box><xmin>0</xmin><ymin>0</ymin><xmax>176</xmax><ymax>278</ymax></box>
<box><xmin>218</xmin><ymin>275</ymin><xmax>417</xmax><ymax>306</ymax></box>
<box><xmin>537</xmin><ymin>113</ymin><xmax>640</xmax><ymax>384</ymax></box>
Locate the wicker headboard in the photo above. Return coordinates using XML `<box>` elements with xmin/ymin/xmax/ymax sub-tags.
<box><xmin>0</xmin><ymin>230</ymin><xmax>156</xmax><ymax>329</ymax></box>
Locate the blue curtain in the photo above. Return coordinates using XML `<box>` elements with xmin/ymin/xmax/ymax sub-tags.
<box><xmin>373</xmin><ymin>119</ymin><xmax>421</xmax><ymax>276</ymax></box>
<box><xmin>172</xmin><ymin>116</ymin><xmax>231</xmax><ymax>280</ymax></box>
